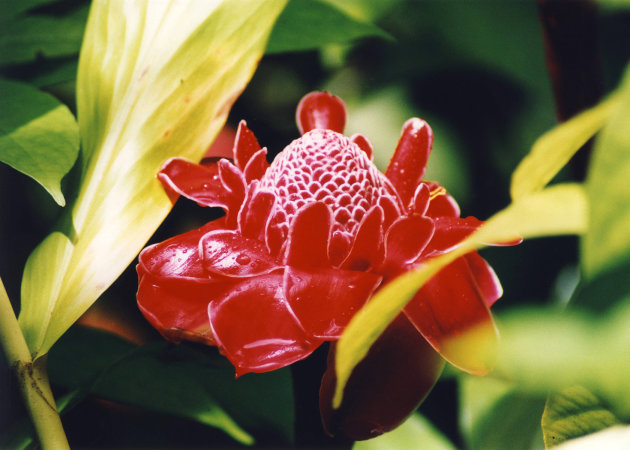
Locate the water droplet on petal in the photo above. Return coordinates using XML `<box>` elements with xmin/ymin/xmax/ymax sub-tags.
<box><xmin>236</xmin><ymin>254</ymin><xmax>251</xmax><ymax>265</ymax></box>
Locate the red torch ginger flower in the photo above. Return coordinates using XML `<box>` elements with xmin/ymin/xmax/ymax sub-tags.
<box><xmin>137</xmin><ymin>92</ymin><xmax>512</xmax><ymax>440</ymax></box>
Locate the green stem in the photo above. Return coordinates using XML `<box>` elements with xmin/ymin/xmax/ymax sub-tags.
<box><xmin>0</xmin><ymin>277</ymin><xmax>70</xmax><ymax>450</ymax></box>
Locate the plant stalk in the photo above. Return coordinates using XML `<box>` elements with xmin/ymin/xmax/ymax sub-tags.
<box><xmin>0</xmin><ymin>276</ymin><xmax>70</xmax><ymax>450</ymax></box>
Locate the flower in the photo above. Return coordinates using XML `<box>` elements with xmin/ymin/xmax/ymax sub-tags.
<box><xmin>137</xmin><ymin>92</ymin><xmax>512</xmax><ymax>440</ymax></box>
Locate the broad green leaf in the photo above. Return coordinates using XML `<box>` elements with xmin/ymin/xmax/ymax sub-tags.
<box><xmin>582</xmin><ymin>66</ymin><xmax>630</xmax><ymax>279</ymax></box>
<box><xmin>353</xmin><ymin>413</ymin><xmax>455</xmax><ymax>450</ymax></box>
<box><xmin>542</xmin><ymin>386</ymin><xmax>619</xmax><ymax>447</ymax></box>
<box><xmin>511</xmin><ymin>94</ymin><xmax>620</xmax><ymax>201</ymax></box>
<box><xmin>489</xmin><ymin>300</ymin><xmax>630</xmax><ymax>419</ymax></box>
<box><xmin>18</xmin><ymin>0</ymin><xmax>288</xmax><ymax>357</ymax></box>
<box><xmin>555</xmin><ymin>425</ymin><xmax>630</xmax><ymax>449</ymax></box>
<box><xmin>459</xmin><ymin>376</ymin><xmax>545</xmax><ymax>450</ymax></box>
<box><xmin>0</xmin><ymin>78</ymin><xmax>79</xmax><ymax>205</ymax></box>
<box><xmin>0</xmin><ymin>4</ymin><xmax>88</xmax><ymax>66</ymax></box>
<box><xmin>266</xmin><ymin>0</ymin><xmax>390</xmax><ymax>54</ymax></box>
<box><xmin>334</xmin><ymin>184</ymin><xmax>587</xmax><ymax>408</ymax></box>
<box><xmin>47</xmin><ymin>327</ymin><xmax>295</xmax><ymax>445</ymax></box>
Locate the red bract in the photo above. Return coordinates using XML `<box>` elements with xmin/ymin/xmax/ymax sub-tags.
<box><xmin>137</xmin><ymin>92</ymin><xmax>514</xmax><ymax>440</ymax></box>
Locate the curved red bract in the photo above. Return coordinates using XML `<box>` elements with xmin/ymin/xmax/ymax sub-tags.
<box><xmin>137</xmin><ymin>91</ymin><xmax>516</xmax><ymax>440</ymax></box>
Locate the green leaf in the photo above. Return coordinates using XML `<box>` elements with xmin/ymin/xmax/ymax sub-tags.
<box><xmin>511</xmin><ymin>94</ymin><xmax>620</xmax><ymax>201</ymax></box>
<box><xmin>353</xmin><ymin>413</ymin><xmax>456</xmax><ymax>450</ymax></box>
<box><xmin>0</xmin><ymin>4</ymin><xmax>88</xmax><ymax>66</ymax></box>
<box><xmin>47</xmin><ymin>327</ymin><xmax>295</xmax><ymax>445</ymax></box>
<box><xmin>18</xmin><ymin>0</ymin><xmax>288</xmax><ymax>358</ymax></box>
<box><xmin>582</xmin><ymin>66</ymin><xmax>630</xmax><ymax>279</ymax></box>
<box><xmin>266</xmin><ymin>0</ymin><xmax>390</xmax><ymax>54</ymax></box>
<box><xmin>0</xmin><ymin>78</ymin><xmax>79</xmax><ymax>205</ymax></box>
<box><xmin>459</xmin><ymin>376</ymin><xmax>545</xmax><ymax>450</ymax></box>
<box><xmin>333</xmin><ymin>184</ymin><xmax>588</xmax><ymax>408</ymax></box>
<box><xmin>542</xmin><ymin>386</ymin><xmax>620</xmax><ymax>447</ymax></box>
<box><xmin>489</xmin><ymin>300</ymin><xmax>630</xmax><ymax>419</ymax></box>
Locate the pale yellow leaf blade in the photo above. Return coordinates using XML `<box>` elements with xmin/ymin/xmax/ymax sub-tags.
<box><xmin>510</xmin><ymin>94</ymin><xmax>619</xmax><ymax>201</ymax></box>
<box><xmin>19</xmin><ymin>0</ymin><xmax>288</xmax><ymax>357</ymax></box>
<box><xmin>333</xmin><ymin>184</ymin><xmax>588</xmax><ymax>408</ymax></box>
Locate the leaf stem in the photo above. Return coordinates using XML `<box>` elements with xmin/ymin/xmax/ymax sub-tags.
<box><xmin>0</xmin><ymin>276</ymin><xmax>70</xmax><ymax>450</ymax></box>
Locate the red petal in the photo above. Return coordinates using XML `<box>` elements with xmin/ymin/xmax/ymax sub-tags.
<box><xmin>238</xmin><ymin>185</ymin><xmax>275</xmax><ymax>240</ymax></box>
<box><xmin>350</xmin><ymin>133</ymin><xmax>373</xmax><ymax>160</ymax></box>
<box><xmin>341</xmin><ymin>206</ymin><xmax>384</xmax><ymax>271</ymax></box>
<box><xmin>285</xmin><ymin>202</ymin><xmax>332</xmax><ymax>268</ymax></box>
<box><xmin>320</xmin><ymin>315</ymin><xmax>444</xmax><ymax>440</ymax></box>
<box><xmin>208</xmin><ymin>274</ymin><xmax>321</xmax><ymax>376</ymax></box>
<box><xmin>218</xmin><ymin>159</ymin><xmax>247</xmax><ymax>228</ymax></box>
<box><xmin>465</xmin><ymin>252</ymin><xmax>503</xmax><ymax>307</ymax></box>
<box><xmin>137</xmin><ymin>274</ymin><xmax>226</xmax><ymax>346</ymax></box>
<box><xmin>423</xmin><ymin>182</ymin><xmax>461</xmax><ymax>218</ymax></box>
<box><xmin>381</xmin><ymin>215</ymin><xmax>435</xmax><ymax>278</ymax></box>
<box><xmin>200</xmin><ymin>230</ymin><xmax>279</xmax><ymax>277</ymax></box>
<box><xmin>403</xmin><ymin>257</ymin><xmax>498</xmax><ymax>375</ymax></box>
<box><xmin>158</xmin><ymin>158</ymin><xmax>229</xmax><ymax>209</ymax></box>
<box><xmin>137</xmin><ymin>220</ymin><xmax>230</xmax><ymax>346</ymax></box>
<box><xmin>138</xmin><ymin>220</ymin><xmax>224</xmax><ymax>282</ymax></box>
<box><xmin>243</xmin><ymin>148</ymin><xmax>269</xmax><ymax>183</ymax></box>
<box><xmin>284</xmin><ymin>266</ymin><xmax>382</xmax><ymax>339</ymax></box>
<box><xmin>296</xmin><ymin>91</ymin><xmax>347</xmax><ymax>135</ymax></box>
<box><xmin>411</xmin><ymin>183</ymin><xmax>430</xmax><ymax>215</ymax></box>
<box><xmin>385</xmin><ymin>119</ymin><xmax>433</xmax><ymax>207</ymax></box>
<box><xmin>424</xmin><ymin>216</ymin><xmax>483</xmax><ymax>255</ymax></box>
<box><xmin>377</xmin><ymin>195</ymin><xmax>401</xmax><ymax>231</ymax></box>
<box><xmin>233</xmin><ymin>120</ymin><xmax>262</xmax><ymax>171</ymax></box>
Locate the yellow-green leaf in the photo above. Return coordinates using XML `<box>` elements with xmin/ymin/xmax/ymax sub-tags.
<box><xmin>19</xmin><ymin>0</ymin><xmax>288</xmax><ymax>358</ymax></box>
<box><xmin>353</xmin><ymin>413</ymin><xmax>456</xmax><ymax>450</ymax></box>
<box><xmin>333</xmin><ymin>184</ymin><xmax>587</xmax><ymax>408</ymax></box>
<box><xmin>582</xmin><ymin>66</ymin><xmax>630</xmax><ymax>279</ymax></box>
<box><xmin>510</xmin><ymin>94</ymin><xmax>619</xmax><ymax>202</ymax></box>
<box><xmin>542</xmin><ymin>386</ymin><xmax>619</xmax><ymax>447</ymax></box>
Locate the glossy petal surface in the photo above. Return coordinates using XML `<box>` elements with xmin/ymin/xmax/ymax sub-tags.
<box><xmin>284</xmin><ymin>266</ymin><xmax>382</xmax><ymax>339</ymax></box>
<box><xmin>320</xmin><ymin>315</ymin><xmax>444</xmax><ymax>440</ymax></box>
<box><xmin>200</xmin><ymin>230</ymin><xmax>280</xmax><ymax>277</ymax></box>
<box><xmin>385</xmin><ymin>119</ymin><xmax>433</xmax><ymax>207</ymax></box>
<box><xmin>158</xmin><ymin>157</ymin><xmax>228</xmax><ymax>208</ymax></box>
<box><xmin>403</xmin><ymin>257</ymin><xmax>498</xmax><ymax>375</ymax></box>
<box><xmin>208</xmin><ymin>274</ymin><xmax>321</xmax><ymax>376</ymax></box>
<box><xmin>296</xmin><ymin>91</ymin><xmax>347</xmax><ymax>134</ymax></box>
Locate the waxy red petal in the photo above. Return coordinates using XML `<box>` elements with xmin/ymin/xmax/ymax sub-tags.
<box><xmin>137</xmin><ymin>221</ymin><xmax>230</xmax><ymax>346</ymax></box>
<box><xmin>199</xmin><ymin>230</ymin><xmax>279</xmax><ymax>277</ymax></box>
<box><xmin>341</xmin><ymin>206</ymin><xmax>384</xmax><ymax>271</ymax></box>
<box><xmin>284</xmin><ymin>266</ymin><xmax>382</xmax><ymax>339</ymax></box>
<box><xmin>424</xmin><ymin>216</ymin><xmax>483</xmax><ymax>255</ymax></box>
<box><xmin>320</xmin><ymin>315</ymin><xmax>444</xmax><ymax>440</ymax></box>
<box><xmin>385</xmin><ymin>119</ymin><xmax>433</xmax><ymax>207</ymax></box>
<box><xmin>285</xmin><ymin>202</ymin><xmax>332</xmax><ymax>268</ymax></box>
<box><xmin>208</xmin><ymin>274</ymin><xmax>321</xmax><ymax>376</ymax></box>
<box><xmin>138</xmin><ymin>275</ymin><xmax>229</xmax><ymax>346</ymax></box>
<box><xmin>422</xmin><ymin>182</ymin><xmax>461</xmax><ymax>218</ymax></box>
<box><xmin>350</xmin><ymin>133</ymin><xmax>373</xmax><ymax>160</ymax></box>
<box><xmin>243</xmin><ymin>147</ymin><xmax>270</xmax><ymax>183</ymax></box>
<box><xmin>218</xmin><ymin>159</ymin><xmax>247</xmax><ymax>227</ymax></box>
<box><xmin>465</xmin><ymin>252</ymin><xmax>503</xmax><ymax>307</ymax></box>
<box><xmin>238</xmin><ymin>185</ymin><xmax>275</xmax><ymax>240</ymax></box>
<box><xmin>381</xmin><ymin>215</ymin><xmax>435</xmax><ymax>278</ymax></box>
<box><xmin>233</xmin><ymin>120</ymin><xmax>262</xmax><ymax>171</ymax></box>
<box><xmin>296</xmin><ymin>91</ymin><xmax>347</xmax><ymax>135</ymax></box>
<box><xmin>158</xmin><ymin>157</ymin><xmax>228</xmax><ymax>209</ymax></box>
<box><xmin>411</xmin><ymin>183</ymin><xmax>430</xmax><ymax>215</ymax></box>
<box><xmin>403</xmin><ymin>257</ymin><xmax>498</xmax><ymax>375</ymax></box>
